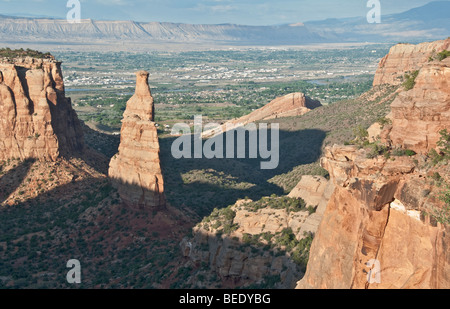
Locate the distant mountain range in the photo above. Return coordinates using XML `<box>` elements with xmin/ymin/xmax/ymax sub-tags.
<box><xmin>0</xmin><ymin>1</ymin><xmax>449</xmax><ymax>46</ymax></box>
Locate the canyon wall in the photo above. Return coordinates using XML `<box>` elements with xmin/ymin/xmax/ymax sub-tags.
<box><xmin>385</xmin><ymin>58</ymin><xmax>450</xmax><ymax>154</ymax></box>
<box><xmin>297</xmin><ymin>145</ymin><xmax>449</xmax><ymax>288</ymax></box>
<box><xmin>373</xmin><ymin>38</ymin><xmax>450</xmax><ymax>86</ymax></box>
<box><xmin>108</xmin><ymin>71</ymin><xmax>166</xmax><ymax>210</ymax></box>
<box><xmin>0</xmin><ymin>56</ymin><xmax>84</xmax><ymax>161</ymax></box>
<box><xmin>297</xmin><ymin>40</ymin><xmax>450</xmax><ymax>289</ymax></box>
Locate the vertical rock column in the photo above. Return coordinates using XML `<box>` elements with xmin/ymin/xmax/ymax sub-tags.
<box><xmin>109</xmin><ymin>71</ymin><xmax>166</xmax><ymax>210</ymax></box>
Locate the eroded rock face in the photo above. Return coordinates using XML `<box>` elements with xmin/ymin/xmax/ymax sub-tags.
<box><xmin>298</xmin><ymin>41</ymin><xmax>450</xmax><ymax>288</ymax></box>
<box><xmin>384</xmin><ymin>58</ymin><xmax>450</xmax><ymax>154</ymax></box>
<box><xmin>108</xmin><ymin>71</ymin><xmax>166</xmax><ymax>210</ymax></box>
<box><xmin>181</xmin><ymin>199</ymin><xmax>308</xmax><ymax>289</ymax></box>
<box><xmin>373</xmin><ymin>38</ymin><xmax>450</xmax><ymax>86</ymax></box>
<box><xmin>180</xmin><ymin>176</ymin><xmax>336</xmax><ymax>289</ymax></box>
<box><xmin>288</xmin><ymin>176</ymin><xmax>335</xmax><ymax>237</ymax></box>
<box><xmin>297</xmin><ymin>145</ymin><xmax>450</xmax><ymax>289</ymax></box>
<box><xmin>0</xmin><ymin>56</ymin><xmax>84</xmax><ymax>161</ymax></box>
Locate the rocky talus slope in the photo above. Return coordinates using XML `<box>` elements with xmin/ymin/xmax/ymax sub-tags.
<box><xmin>0</xmin><ymin>56</ymin><xmax>84</xmax><ymax>161</ymax></box>
<box><xmin>108</xmin><ymin>71</ymin><xmax>166</xmax><ymax>210</ymax></box>
<box><xmin>297</xmin><ymin>40</ymin><xmax>450</xmax><ymax>289</ymax></box>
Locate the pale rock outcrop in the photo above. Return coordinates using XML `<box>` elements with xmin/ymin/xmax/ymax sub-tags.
<box><xmin>108</xmin><ymin>71</ymin><xmax>166</xmax><ymax>210</ymax></box>
<box><xmin>236</xmin><ymin>92</ymin><xmax>322</xmax><ymax>123</ymax></box>
<box><xmin>0</xmin><ymin>56</ymin><xmax>84</xmax><ymax>161</ymax></box>
<box><xmin>288</xmin><ymin>175</ymin><xmax>335</xmax><ymax>237</ymax></box>
<box><xmin>288</xmin><ymin>175</ymin><xmax>329</xmax><ymax>206</ymax></box>
<box><xmin>203</xmin><ymin>92</ymin><xmax>321</xmax><ymax>137</ymax></box>
<box><xmin>373</xmin><ymin>38</ymin><xmax>450</xmax><ymax>86</ymax></box>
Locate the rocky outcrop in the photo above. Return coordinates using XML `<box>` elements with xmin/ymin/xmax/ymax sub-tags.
<box><xmin>237</xmin><ymin>92</ymin><xmax>321</xmax><ymax>123</ymax></box>
<box><xmin>297</xmin><ymin>145</ymin><xmax>449</xmax><ymax>289</ymax></box>
<box><xmin>297</xmin><ymin>40</ymin><xmax>450</xmax><ymax>288</ymax></box>
<box><xmin>288</xmin><ymin>176</ymin><xmax>335</xmax><ymax>237</ymax></box>
<box><xmin>108</xmin><ymin>71</ymin><xmax>166</xmax><ymax>210</ymax></box>
<box><xmin>382</xmin><ymin>58</ymin><xmax>450</xmax><ymax>154</ymax></box>
<box><xmin>373</xmin><ymin>38</ymin><xmax>450</xmax><ymax>86</ymax></box>
<box><xmin>288</xmin><ymin>175</ymin><xmax>329</xmax><ymax>207</ymax></box>
<box><xmin>180</xmin><ymin>176</ymin><xmax>336</xmax><ymax>289</ymax></box>
<box><xmin>181</xmin><ymin>199</ymin><xmax>309</xmax><ymax>289</ymax></box>
<box><xmin>0</xmin><ymin>56</ymin><xmax>84</xmax><ymax>161</ymax></box>
<box><xmin>203</xmin><ymin>92</ymin><xmax>321</xmax><ymax>137</ymax></box>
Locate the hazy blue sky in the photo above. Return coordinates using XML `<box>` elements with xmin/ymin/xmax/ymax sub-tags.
<box><xmin>0</xmin><ymin>0</ymin><xmax>447</xmax><ymax>25</ymax></box>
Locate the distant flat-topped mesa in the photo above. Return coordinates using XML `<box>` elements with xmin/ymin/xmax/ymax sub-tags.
<box><xmin>109</xmin><ymin>71</ymin><xmax>166</xmax><ymax>210</ymax></box>
<box><xmin>373</xmin><ymin>38</ymin><xmax>450</xmax><ymax>86</ymax></box>
<box><xmin>0</xmin><ymin>54</ymin><xmax>84</xmax><ymax>161</ymax></box>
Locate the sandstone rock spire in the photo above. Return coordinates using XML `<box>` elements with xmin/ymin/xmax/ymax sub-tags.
<box><xmin>108</xmin><ymin>71</ymin><xmax>166</xmax><ymax>210</ymax></box>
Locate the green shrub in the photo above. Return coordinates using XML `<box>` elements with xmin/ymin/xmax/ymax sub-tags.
<box><xmin>366</xmin><ymin>142</ymin><xmax>390</xmax><ymax>159</ymax></box>
<box><xmin>429</xmin><ymin>129</ymin><xmax>450</xmax><ymax>165</ymax></box>
<box><xmin>376</xmin><ymin>117</ymin><xmax>392</xmax><ymax>128</ymax></box>
<box><xmin>0</xmin><ymin>48</ymin><xmax>52</xmax><ymax>59</ymax></box>
<box><xmin>403</xmin><ymin>70</ymin><xmax>419</xmax><ymax>90</ymax></box>
<box><xmin>392</xmin><ymin>148</ymin><xmax>416</xmax><ymax>157</ymax></box>
<box><xmin>405</xmin><ymin>149</ymin><xmax>416</xmax><ymax>156</ymax></box>
<box><xmin>353</xmin><ymin>125</ymin><xmax>369</xmax><ymax>145</ymax></box>
<box><xmin>437</xmin><ymin>50</ymin><xmax>450</xmax><ymax>61</ymax></box>
<box><xmin>429</xmin><ymin>186</ymin><xmax>450</xmax><ymax>225</ymax></box>
<box><xmin>437</xmin><ymin>129</ymin><xmax>450</xmax><ymax>159</ymax></box>
<box><xmin>431</xmin><ymin>172</ymin><xmax>442</xmax><ymax>182</ymax></box>
<box><xmin>291</xmin><ymin>232</ymin><xmax>314</xmax><ymax>271</ymax></box>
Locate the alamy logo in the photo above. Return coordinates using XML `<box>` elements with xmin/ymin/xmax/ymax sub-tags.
<box><xmin>171</xmin><ymin>116</ymin><xmax>280</xmax><ymax>170</ymax></box>
<box><xmin>66</xmin><ymin>259</ymin><xmax>81</xmax><ymax>284</ymax></box>
<box><xmin>66</xmin><ymin>0</ymin><xmax>81</xmax><ymax>24</ymax></box>
<box><xmin>367</xmin><ymin>0</ymin><xmax>381</xmax><ymax>24</ymax></box>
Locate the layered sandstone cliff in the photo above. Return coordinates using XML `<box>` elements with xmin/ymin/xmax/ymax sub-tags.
<box><xmin>108</xmin><ymin>71</ymin><xmax>166</xmax><ymax>210</ymax></box>
<box><xmin>297</xmin><ymin>40</ymin><xmax>450</xmax><ymax>289</ymax></box>
<box><xmin>373</xmin><ymin>38</ymin><xmax>450</xmax><ymax>86</ymax></box>
<box><xmin>0</xmin><ymin>56</ymin><xmax>84</xmax><ymax>161</ymax></box>
<box><xmin>383</xmin><ymin>58</ymin><xmax>450</xmax><ymax>154</ymax></box>
<box><xmin>297</xmin><ymin>145</ymin><xmax>449</xmax><ymax>289</ymax></box>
